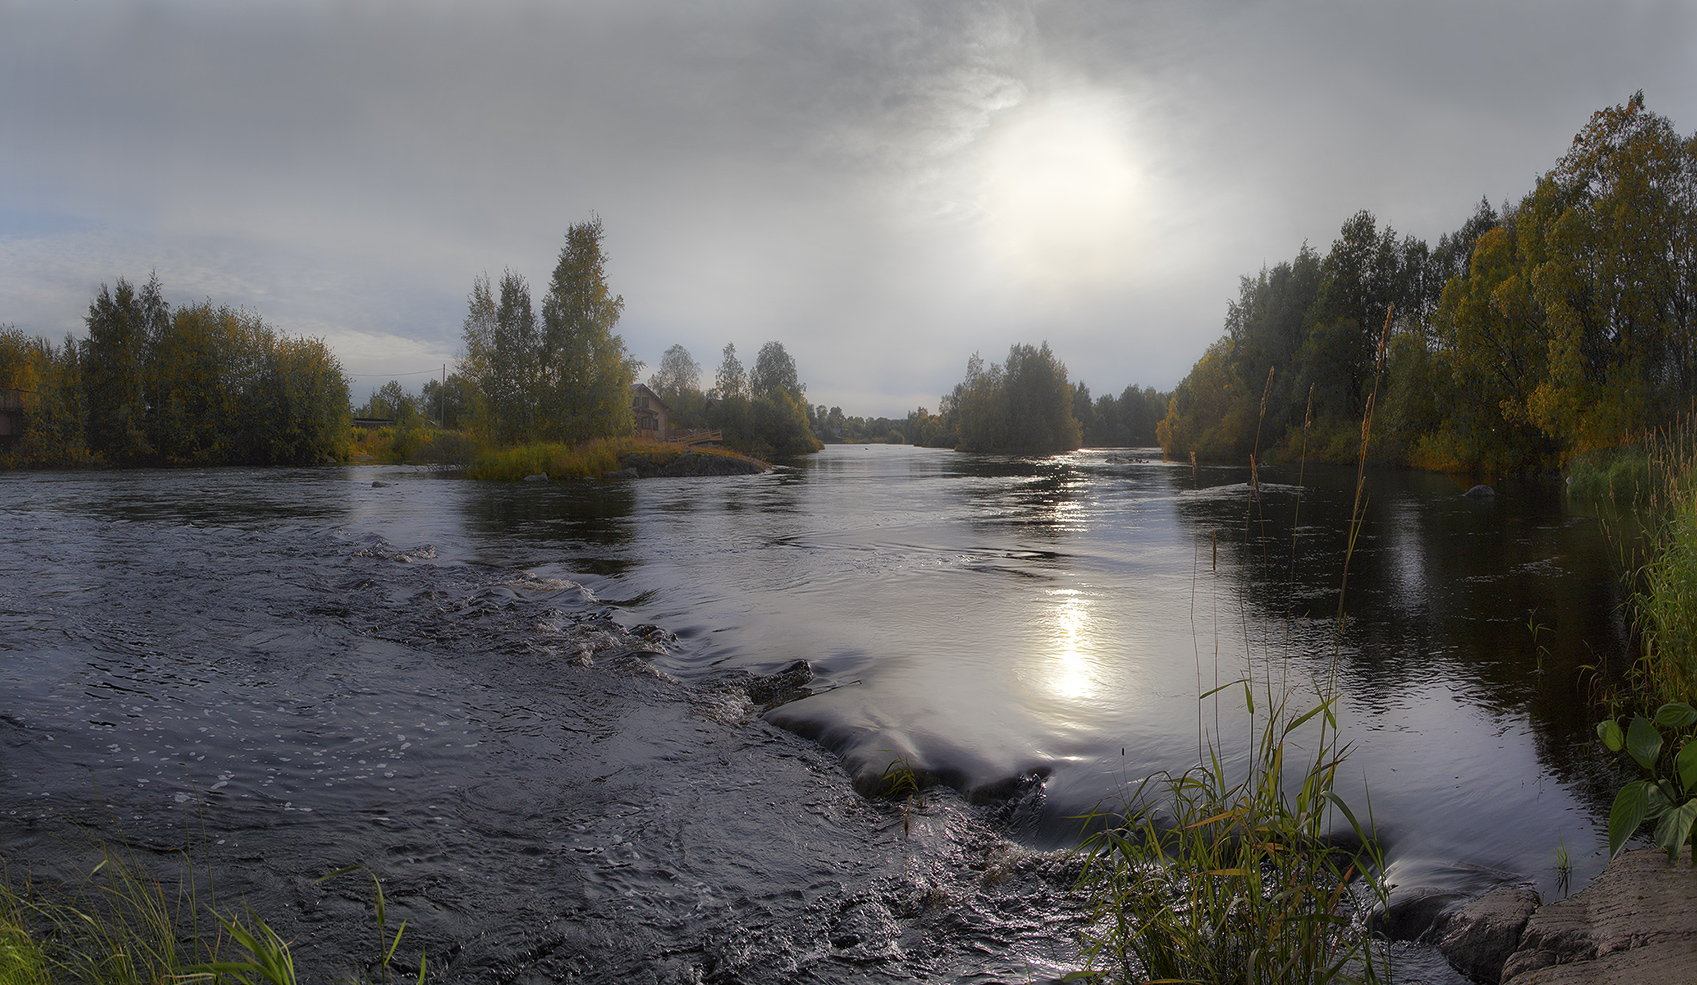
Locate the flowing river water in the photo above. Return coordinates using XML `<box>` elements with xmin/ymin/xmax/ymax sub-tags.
<box><xmin>0</xmin><ymin>445</ymin><xmax>1631</xmax><ymax>982</ymax></box>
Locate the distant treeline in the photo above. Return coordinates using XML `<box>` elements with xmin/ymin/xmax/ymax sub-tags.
<box><xmin>0</xmin><ymin>274</ymin><xmax>350</xmax><ymax>468</ymax></box>
<box><xmin>898</xmin><ymin>342</ymin><xmax>1168</xmax><ymax>454</ymax></box>
<box><xmin>1161</xmin><ymin>92</ymin><xmax>1697</xmax><ymax>473</ymax></box>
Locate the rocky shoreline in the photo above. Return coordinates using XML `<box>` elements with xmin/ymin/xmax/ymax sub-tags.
<box><xmin>601</xmin><ymin>450</ymin><xmax>767</xmax><ymax>480</ymax></box>
<box><xmin>520</xmin><ymin>449</ymin><xmax>769</xmax><ymax>482</ymax></box>
<box><xmin>1412</xmin><ymin>847</ymin><xmax>1697</xmax><ymax>983</ymax></box>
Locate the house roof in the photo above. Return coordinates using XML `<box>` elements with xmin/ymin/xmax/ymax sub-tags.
<box><xmin>630</xmin><ymin>382</ymin><xmax>671</xmax><ymax>412</ymax></box>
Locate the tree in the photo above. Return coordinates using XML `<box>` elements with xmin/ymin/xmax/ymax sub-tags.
<box><xmin>949</xmin><ymin>342</ymin><xmax>1081</xmax><ymax>454</ymax></box>
<box><xmin>649</xmin><ymin>344</ymin><xmax>702</xmax><ymax>402</ymax></box>
<box><xmin>85</xmin><ymin>273</ymin><xmax>169</xmax><ymax>462</ymax></box>
<box><xmin>146</xmin><ymin>300</ymin><xmax>245</xmax><ymax>463</ymax></box>
<box><xmin>458</xmin><ymin>218</ymin><xmax>640</xmax><ymax>446</ymax></box>
<box><xmin>538</xmin><ymin>216</ymin><xmax>636</xmax><ymax>443</ymax></box>
<box><xmin>713</xmin><ymin>343</ymin><xmax>746</xmax><ymax>400</ymax></box>
<box><xmin>750</xmin><ymin>341</ymin><xmax>803</xmax><ymax>402</ymax></box>
<box><xmin>494</xmin><ymin>271</ymin><xmax>539</xmax><ymax>442</ymax></box>
<box><xmin>421</xmin><ymin>374</ymin><xmax>473</xmax><ymax>429</ymax></box>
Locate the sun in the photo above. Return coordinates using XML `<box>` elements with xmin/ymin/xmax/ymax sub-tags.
<box><xmin>977</xmin><ymin>90</ymin><xmax>1145</xmax><ymax>290</ymax></box>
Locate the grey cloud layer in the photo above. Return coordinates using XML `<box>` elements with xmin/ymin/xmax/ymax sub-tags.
<box><xmin>3</xmin><ymin>0</ymin><xmax>1694</xmax><ymax>414</ymax></box>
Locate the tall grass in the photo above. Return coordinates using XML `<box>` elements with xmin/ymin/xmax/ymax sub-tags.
<box><xmin>1070</xmin><ymin>309</ymin><xmax>1395</xmax><ymax>985</ymax></box>
<box><xmin>1074</xmin><ymin>685</ymin><xmax>1379</xmax><ymax>985</ymax></box>
<box><xmin>0</xmin><ymin>837</ymin><xmax>281</xmax><ymax>985</ymax></box>
<box><xmin>0</xmin><ymin>834</ymin><xmax>419</xmax><ymax>985</ymax></box>
<box><xmin>1568</xmin><ymin>416</ymin><xmax>1697</xmax><ymax>707</ymax></box>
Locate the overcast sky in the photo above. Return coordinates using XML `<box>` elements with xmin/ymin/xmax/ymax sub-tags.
<box><xmin>3</xmin><ymin>1</ymin><xmax>1694</xmax><ymax>417</ymax></box>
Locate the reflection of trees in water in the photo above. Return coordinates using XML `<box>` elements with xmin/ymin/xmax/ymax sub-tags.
<box><xmin>1176</xmin><ymin>463</ymin><xmax>1628</xmax><ymax>816</ymax></box>
<box><xmin>952</xmin><ymin>456</ymin><xmax>1087</xmax><ymax>539</ymax></box>
<box><xmin>457</xmin><ymin>483</ymin><xmax>637</xmax><ymax>576</ymax></box>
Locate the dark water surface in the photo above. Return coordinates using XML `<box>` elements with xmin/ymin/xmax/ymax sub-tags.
<box><xmin>0</xmin><ymin>446</ymin><xmax>1629</xmax><ymax>981</ymax></box>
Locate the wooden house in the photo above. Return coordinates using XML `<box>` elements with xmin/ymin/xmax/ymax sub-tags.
<box><xmin>630</xmin><ymin>383</ymin><xmax>670</xmax><ymax>442</ymax></box>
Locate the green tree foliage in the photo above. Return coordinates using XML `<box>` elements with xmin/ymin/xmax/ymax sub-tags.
<box><xmin>458</xmin><ymin>218</ymin><xmax>639</xmax><ymax>446</ymax></box>
<box><xmin>648</xmin><ymin>344</ymin><xmax>706</xmax><ymax>429</ymax></box>
<box><xmin>539</xmin><ymin>217</ymin><xmax>638</xmax><ymax>443</ymax></box>
<box><xmin>712</xmin><ymin>343</ymin><xmax>746</xmax><ymax>400</ymax></box>
<box><xmin>1076</xmin><ymin>383</ymin><xmax>1170</xmax><ymax>446</ymax></box>
<box><xmin>1159</xmin><ymin>93</ymin><xmax>1697</xmax><ymax>472</ymax></box>
<box><xmin>2</xmin><ymin>285</ymin><xmax>350</xmax><ymax>469</ymax></box>
<box><xmin>649</xmin><ymin>344</ymin><xmax>702</xmax><ymax>403</ymax></box>
<box><xmin>950</xmin><ymin>342</ymin><xmax>1082</xmax><ymax>454</ymax></box>
<box><xmin>904</xmin><ymin>403</ymin><xmax>957</xmax><ymax>447</ymax></box>
<box><xmin>703</xmin><ymin>340</ymin><xmax>822</xmax><ymax>458</ymax></box>
<box><xmin>488</xmin><ymin>271</ymin><xmax>539</xmax><ymax>442</ymax></box>
<box><xmin>0</xmin><ymin>326</ymin><xmax>89</xmax><ymax>465</ymax></box>
<box><xmin>85</xmin><ymin>273</ymin><xmax>169</xmax><ymax>462</ymax></box>
<box><xmin>750</xmin><ymin>341</ymin><xmax>804</xmax><ymax>402</ymax></box>
<box><xmin>420</xmin><ymin>373</ymin><xmax>474</xmax><ymax>429</ymax></box>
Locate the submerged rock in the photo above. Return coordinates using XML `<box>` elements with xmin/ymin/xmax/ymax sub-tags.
<box><xmin>1371</xmin><ymin>887</ymin><xmax>1467</xmax><ymax>942</ymax></box>
<box><xmin>1431</xmin><ymin>884</ymin><xmax>1540</xmax><ymax>983</ymax></box>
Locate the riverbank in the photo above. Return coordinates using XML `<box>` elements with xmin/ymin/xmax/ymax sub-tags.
<box><xmin>1413</xmin><ymin>847</ymin><xmax>1697</xmax><ymax>983</ymax></box>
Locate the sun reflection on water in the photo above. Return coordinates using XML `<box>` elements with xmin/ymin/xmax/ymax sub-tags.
<box><xmin>1047</xmin><ymin>589</ymin><xmax>1100</xmax><ymax>700</ymax></box>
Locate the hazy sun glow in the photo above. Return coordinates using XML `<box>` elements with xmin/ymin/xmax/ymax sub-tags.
<box><xmin>978</xmin><ymin>90</ymin><xmax>1145</xmax><ymax>290</ymax></box>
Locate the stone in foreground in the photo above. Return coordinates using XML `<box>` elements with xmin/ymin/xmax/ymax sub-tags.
<box><xmin>1502</xmin><ymin>847</ymin><xmax>1697</xmax><ymax>983</ymax></box>
<box><xmin>1431</xmin><ymin>884</ymin><xmax>1540</xmax><ymax>983</ymax></box>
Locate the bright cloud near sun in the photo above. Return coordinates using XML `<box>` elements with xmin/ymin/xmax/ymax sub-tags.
<box><xmin>974</xmin><ymin>89</ymin><xmax>1146</xmax><ymax>291</ymax></box>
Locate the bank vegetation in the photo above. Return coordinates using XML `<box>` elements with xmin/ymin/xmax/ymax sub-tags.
<box><xmin>0</xmin><ymin>276</ymin><xmax>350</xmax><ymax>469</ymax></box>
<box><xmin>1159</xmin><ymin>92</ymin><xmax>1697</xmax><ymax>475</ymax></box>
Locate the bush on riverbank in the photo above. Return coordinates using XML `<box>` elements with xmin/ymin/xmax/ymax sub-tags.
<box><xmin>1566</xmin><ymin>420</ymin><xmax>1697</xmax><ymax>706</ymax></box>
<box><xmin>464</xmin><ymin>436</ymin><xmax>760</xmax><ymax>481</ymax></box>
<box><xmin>350</xmin><ymin>425</ymin><xmax>480</xmax><ymax>466</ymax></box>
<box><xmin>1565</xmin><ymin>445</ymin><xmax>1653</xmax><ymax>507</ymax></box>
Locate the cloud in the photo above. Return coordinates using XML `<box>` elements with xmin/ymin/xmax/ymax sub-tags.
<box><xmin>3</xmin><ymin>0</ymin><xmax>1695</xmax><ymax>415</ymax></box>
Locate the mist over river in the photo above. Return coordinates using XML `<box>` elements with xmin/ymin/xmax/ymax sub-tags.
<box><xmin>0</xmin><ymin>445</ymin><xmax>1632</xmax><ymax>982</ymax></box>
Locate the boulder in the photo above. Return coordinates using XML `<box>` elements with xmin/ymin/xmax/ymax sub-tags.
<box><xmin>371</xmin><ymin>480</ymin><xmax>393</xmax><ymax>488</ymax></box>
<box><xmin>1369</xmin><ymin>884</ymin><xmax>1468</xmax><ymax>941</ymax></box>
<box><xmin>1502</xmin><ymin>847</ymin><xmax>1697</xmax><ymax>983</ymax></box>
<box><xmin>741</xmin><ymin>659</ymin><xmax>814</xmax><ymax>709</ymax></box>
<box><xmin>601</xmin><ymin>468</ymin><xmax>639</xmax><ymax>481</ymax></box>
<box><xmin>1464</xmin><ymin>484</ymin><xmax>1496</xmax><ymax>498</ymax></box>
<box><xmin>1431</xmin><ymin>884</ymin><xmax>1541</xmax><ymax>983</ymax></box>
<box><xmin>522</xmin><ymin>472</ymin><xmax>549</xmax><ymax>482</ymax></box>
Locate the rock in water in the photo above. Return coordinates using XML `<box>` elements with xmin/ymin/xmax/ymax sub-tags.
<box><xmin>522</xmin><ymin>472</ymin><xmax>549</xmax><ymax>482</ymax></box>
<box><xmin>371</xmin><ymin>480</ymin><xmax>392</xmax><ymax>488</ymax></box>
<box><xmin>1431</xmin><ymin>884</ymin><xmax>1541</xmax><ymax>983</ymax></box>
<box><xmin>1464</xmin><ymin>484</ymin><xmax>1496</xmax><ymax>498</ymax></box>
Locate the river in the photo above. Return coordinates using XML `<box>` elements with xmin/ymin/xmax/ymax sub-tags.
<box><xmin>0</xmin><ymin>444</ymin><xmax>1630</xmax><ymax>982</ymax></box>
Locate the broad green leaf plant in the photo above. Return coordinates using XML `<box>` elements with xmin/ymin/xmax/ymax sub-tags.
<box><xmin>1597</xmin><ymin>701</ymin><xmax>1697</xmax><ymax>860</ymax></box>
